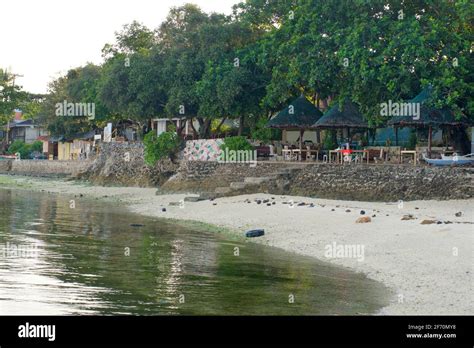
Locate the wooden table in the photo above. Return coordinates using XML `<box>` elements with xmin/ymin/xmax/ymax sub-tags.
<box><xmin>400</xmin><ymin>150</ymin><xmax>417</xmax><ymax>166</ymax></box>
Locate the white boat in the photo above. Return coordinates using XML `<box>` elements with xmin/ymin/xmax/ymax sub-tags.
<box><xmin>423</xmin><ymin>153</ymin><xmax>474</xmax><ymax>166</ymax></box>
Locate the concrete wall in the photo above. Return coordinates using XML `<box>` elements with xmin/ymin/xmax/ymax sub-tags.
<box><xmin>0</xmin><ymin>159</ymin><xmax>91</xmax><ymax>177</ymax></box>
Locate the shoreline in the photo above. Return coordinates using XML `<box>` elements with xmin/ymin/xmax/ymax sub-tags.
<box><xmin>1</xmin><ymin>174</ymin><xmax>473</xmax><ymax>315</ymax></box>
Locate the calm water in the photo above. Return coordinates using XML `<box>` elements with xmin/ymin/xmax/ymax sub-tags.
<box><xmin>0</xmin><ymin>188</ymin><xmax>390</xmax><ymax>315</ymax></box>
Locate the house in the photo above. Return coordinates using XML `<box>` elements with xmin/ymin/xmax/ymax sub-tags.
<box><xmin>3</xmin><ymin>119</ymin><xmax>49</xmax><ymax>144</ymax></box>
<box><xmin>151</xmin><ymin>117</ymin><xmax>196</xmax><ymax>138</ymax></box>
<box><xmin>49</xmin><ymin>130</ymin><xmax>97</xmax><ymax>160</ymax></box>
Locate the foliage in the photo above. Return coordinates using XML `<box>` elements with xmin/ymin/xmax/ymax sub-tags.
<box><xmin>322</xmin><ymin>131</ymin><xmax>337</xmax><ymax>150</ymax></box>
<box><xmin>250</xmin><ymin>118</ymin><xmax>273</xmax><ymax>143</ymax></box>
<box><xmin>7</xmin><ymin>140</ymin><xmax>43</xmax><ymax>159</ymax></box>
<box><xmin>219</xmin><ymin>136</ymin><xmax>254</xmax><ymax>160</ymax></box>
<box><xmin>143</xmin><ymin>126</ymin><xmax>181</xmax><ymax>165</ymax></box>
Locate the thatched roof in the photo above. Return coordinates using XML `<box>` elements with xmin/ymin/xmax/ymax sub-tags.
<box><xmin>267</xmin><ymin>95</ymin><xmax>323</xmax><ymax>130</ymax></box>
<box><xmin>312</xmin><ymin>99</ymin><xmax>369</xmax><ymax>129</ymax></box>
<box><xmin>388</xmin><ymin>87</ymin><xmax>472</xmax><ymax>127</ymax></box>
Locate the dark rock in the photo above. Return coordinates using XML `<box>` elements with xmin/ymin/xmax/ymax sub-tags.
<box><xmin>455</xmin><ymin>212</ymin><xmax>462</xmax><ymax>217</ymax></box>
<box><xmin>360</xmin><ymin>210</ymin><xmax>365</xmax><ymax>215</ymax></box>
<box><xmin>161</xmin><ymin>208</ymin><xmax>167</xmax><ymax>212</ymax></box>
<box><xmin>345</xmin><ymin>209</ymin><xmax>351</xmax><ymax>213</ymax></box>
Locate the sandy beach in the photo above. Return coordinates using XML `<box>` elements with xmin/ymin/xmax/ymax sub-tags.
<box><xmin>1</xmin><ymin>174</ymin><xmax>473</xmax><ymax>315</ymax></box>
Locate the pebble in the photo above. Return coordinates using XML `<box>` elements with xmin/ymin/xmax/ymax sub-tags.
<box><xmin>360</xmin><ymin>210</ymin><xmax>365</xmax><ymax>215</ymax></box>
<box><xmin>455</xmin><ymin>211</ymin><xmax>462</xmax><ymax>217</ymax></box>
<box><xmin>356</xmin><ymin>216</ymin><xmax>371</xmax><ymax>223</ymax></box>
<box><xmin>345</xmin><ymin>209</ymin><xmax>351</xmax><ymax>213</ymax></box>
<box><xmin>161</xmin><ymin>208</ymin><xmax>166</xmax><ymax>212</ymax></box>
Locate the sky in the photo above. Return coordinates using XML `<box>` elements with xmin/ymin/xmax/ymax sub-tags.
<box><xmin>1</xmin><ymin>0</ymin><xmax>241</xmax><ymax>94</ymax></box>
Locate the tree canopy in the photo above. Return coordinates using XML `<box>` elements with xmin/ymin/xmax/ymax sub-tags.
<box><xmin>34</xmin><ymin>1</ymin><xmax>472</xmax><ymax>138</ymax></box>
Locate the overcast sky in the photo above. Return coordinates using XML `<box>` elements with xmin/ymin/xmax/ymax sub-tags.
<box><xmin>2</xmin><ymin>0</ymin><xmax>240</xmax><ymax>94</ymax></box>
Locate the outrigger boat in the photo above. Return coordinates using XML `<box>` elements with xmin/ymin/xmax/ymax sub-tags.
<box><xmin>423</xmin><ymin>153</ymin><xmax>474</xmax><ymax>166</ymax></box>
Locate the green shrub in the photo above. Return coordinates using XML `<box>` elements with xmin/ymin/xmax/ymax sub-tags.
<box><xmin>7</xmin><ymin>140</ymin><xmax>43</xmax><ymax>159</ymax></box>
<box><xmin>219</xmin><ymin>136</ymin><xmax>254</xmax><ymax>161</ymax></box>
<box><xmin>143</xmin><ymin>127</ymin><xmax>181</xmax><ymax>166</ymax></box>
<box><xmin>322</xmin><ymin>132</ymin><xmax>337</xmax><ymax>150</ymax></box>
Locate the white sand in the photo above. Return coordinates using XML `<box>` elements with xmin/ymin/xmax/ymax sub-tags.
<box><xmin>2</xmin><ymin>175</ymin><xmax>473</xmax><ymax>315</ymax></box>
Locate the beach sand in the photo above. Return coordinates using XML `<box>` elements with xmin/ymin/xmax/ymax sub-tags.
<box><xmin>2</xmin><ymin>175</ymin><xmax>473</xmax><ymax>315</ymax></box>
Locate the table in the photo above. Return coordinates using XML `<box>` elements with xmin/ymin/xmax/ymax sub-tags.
<box><xmin>400</xmin><ymin>150</ymin><xmax>417</xmax><ymax>166</ymax></box>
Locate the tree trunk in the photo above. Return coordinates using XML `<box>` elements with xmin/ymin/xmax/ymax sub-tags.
<box><xmin>197</xmin><ymin>118</ymin><xmax>212</xmax><ymax>139</ymax></box>
<box><xmin>238</xmin><ymin>115</ymin><xmax>245</xmax><ymax>136</ymax></box>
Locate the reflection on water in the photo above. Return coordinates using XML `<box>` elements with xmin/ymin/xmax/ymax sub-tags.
<box><xmin>0</xmin><ymin>189</ymin><xmax>390</xmax><ymax>315</ymax></box>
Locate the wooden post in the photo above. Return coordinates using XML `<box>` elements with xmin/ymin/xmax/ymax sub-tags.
<box><xmin>428</xmin><ymin>125</ymin><xmax>432</xmax><ymax>158</ymax></box>
<box><xmin>299</xmin><ymin>129</ymin><xmax>304</xmax><ymax>160</ymax></box>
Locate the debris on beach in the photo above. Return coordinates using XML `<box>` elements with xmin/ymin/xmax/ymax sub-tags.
<box><xmin>266</xmin><ymin>203</ymin><xmax>272</xmax><ymax>206</ymax></box>
<box><xmin>256</xmin><ymin>199</ymin><xmax>262</xmax><ymax>204</ymax></box>
<box><xmin>360</xmin><ymin>210</ymin><xmax>366</xmax><ymax>215</ymax></box>
<box><xmin>455</xmin><ymin>212</ymin><xmax>463</xmax><ymax>217</ymax></box>
<box><xmin>420</xmin><ymin>219</ymin><xmax>436</xmax><ymax>225</ymax></box>
<box><xmin>345</xmin><ymin>209</ymin><xmax>351</xmax><ymax>213</ymax></box>
<box><xmin>401</xmin><ymin>214</ymin><xmax>416</xmax><ymax>220</ymax></box>
<box><xmin>245</xmin><ymin>229</ymin><xmax>265</xmax><ymax>238</ymax></box>
<box><xmin>161</xmin><ymin>208</ymin><xmax>167</xmax><ymax>212</ymax></box>
<box><xmin>356</xmin><ymin>216</ymin><xmax>371</xmax><ymax>223</ymax></box>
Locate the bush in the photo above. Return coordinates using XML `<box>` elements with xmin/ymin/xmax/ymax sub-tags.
<box><xmin>7</xmin><ymin>140</ymin><xmax>43</xmax><ymax>159</ymax></box>
<box><xmin>143</xmin><ymin>127</ymin><xmax>181</xmax><ymax>166</ymax></box>
<box><xmin>322</xmin><ymin>132</ymin><xmax>337</xmax><ymax>150</ymax></box>
<box><xmin>219</xmin><ymin>136</ymin><xmax>254</xmax><ymax>160</ymax></box>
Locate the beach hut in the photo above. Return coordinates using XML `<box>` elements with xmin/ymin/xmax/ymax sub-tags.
<box><xmin>312</xmin><ymin>99</ymin><xmax>369</xmax><ymax>143</ymax></box>
<box><xmin>266</xmin><ymin>94</ymin><xmax>323</xmax><ymax>151</ymax></box>
<box><xmin>388</xmin><ymin>87</ymin><xmax>472</xmax><ymax>156</ymax></box>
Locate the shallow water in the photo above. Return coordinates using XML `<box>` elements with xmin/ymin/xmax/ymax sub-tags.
<box><xmin>0</xmin><ymin>188</ymin><xmax>390</xmax><ymax>315</ymax></box>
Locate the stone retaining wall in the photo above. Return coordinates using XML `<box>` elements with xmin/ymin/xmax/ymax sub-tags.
<box><xmin>78</xmin><ymin>142</ymin><xmax>179</xmax><ymax>187</ymax></box>
<box><xmin>0</xmin><ymin>159</ymin><xmax>90</xmax><ymax>177</ymax></box>
<box><xmin>163</xmin><ymin>161</ymin><xmax>474</xmax><ymax>201</ymax></box>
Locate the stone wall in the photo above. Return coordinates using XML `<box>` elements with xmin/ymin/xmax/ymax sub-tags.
<box><xmin>0</xmin><ymin>159</ymin><xmax>90</xmax><ymax>177</ymax></box>
<box><xmin>282</xmin><ymin>164</ymin><xmax>474</xmax><ymax>201</ymax></box>
<box><xmin>78</xmin><ymin>142</ymin><xmax>179</xmax><ymax>187</ymax></box>
<box><xmin>162</xmin><ymin>161</ymin><xmax>474</xmax><ymax>201</ymax></box>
